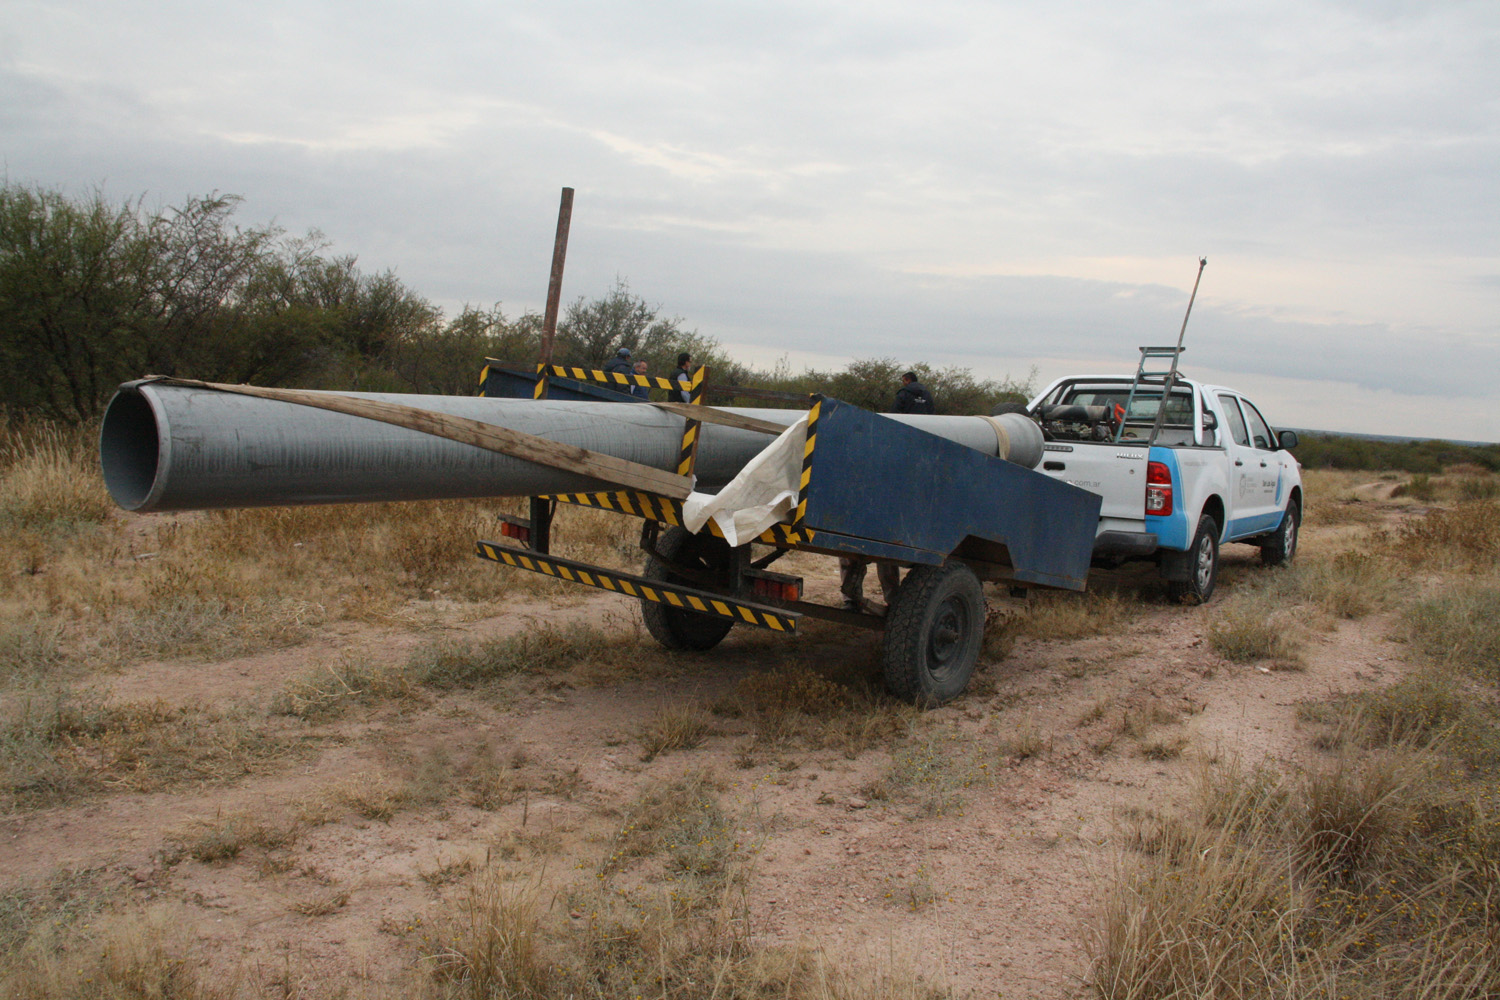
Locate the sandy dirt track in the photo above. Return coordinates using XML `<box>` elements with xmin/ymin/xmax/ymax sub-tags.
<box><xmin>0</xmin><ymin>515</ymin><xmax>1408</xmax><ymax>998</ymax></box>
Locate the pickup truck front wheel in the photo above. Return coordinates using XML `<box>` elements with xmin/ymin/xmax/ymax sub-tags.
<box><xmin>1167</xmin><ymin>514</ymin><xmax>1220</xmax><ymax>605</ymax></box>
<box><xmin>883</xmin><ymin>562</ymin><xmax>985</xmax><ymax>707</ymax></box>
<box><xmin>1260</xmin><ymin>500</ymin><xmax>1299</xmax><ymax>567</ymax></box>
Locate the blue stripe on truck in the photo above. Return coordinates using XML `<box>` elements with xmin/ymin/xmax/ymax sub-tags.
<box><xmin>1144</xmin><ymin>446</ymin><xmax>1190</xmax><ymax>550</ymax></box>
<box><xmin>1228</xmin><ymin>511</ymin><xmax>1283</xmax><ymax>540</ymax></box>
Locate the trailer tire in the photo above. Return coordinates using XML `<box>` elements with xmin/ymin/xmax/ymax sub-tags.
<box><xmin>1167</xmin><ymin>514</ymin><xmax>1220</xmax><ymax>605</ymax></box>
<box><xmin>1260</xmin><ymin>500</ymin><xmax>1299</xmax><ymax>567</ymax></box>
<box><xmin>641</xmin><ymin>527</ymin><xmax>736</xmax><ymax>651</ymax></box>
<box><xmin>883</xmin><ymin>562</ymin><xmax>985</xmax><ymax>707</ymax></box>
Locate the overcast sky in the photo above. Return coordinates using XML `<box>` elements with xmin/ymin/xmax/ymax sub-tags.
<box><xmin>4</xmin><ymin>0</ymin><xmax>1497</xmax><ymax>440</ymax></box>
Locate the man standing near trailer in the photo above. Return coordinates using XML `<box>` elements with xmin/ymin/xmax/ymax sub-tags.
<box><xmin>631</xmin><ymin>360</ymin><xmax>651</xmax><ymax>399</ymax></box>
<box><xmin>894</xmin><ymin>371</ymin><xmax>935</xmax><ymax>414</ymax></box>
<box><xmin>673</xmin><ymin>353</ymin><xmax>694</xmax><ymax>402</ymax></box>
<box><xmin>605</xmin><ymin>347</ymin><xmax>634</xmax><ymax>378</ymax></box>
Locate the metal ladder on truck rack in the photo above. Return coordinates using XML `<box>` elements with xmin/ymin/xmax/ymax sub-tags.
<box><xmin>1114</xmin><ymin>256</ymin><xmax>1207</xmax><ymax>445</ymax></box>
<box><xmin>1113</xmin><ymin>345</ymin><xmax>1186</xmax><ymax>445</ymax></box>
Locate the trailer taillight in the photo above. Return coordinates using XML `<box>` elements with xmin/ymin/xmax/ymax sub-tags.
<box><xmin>1145</xmin><ymin>461</ymin><xmax>1173</xmax><ymax>516</ymax></box>
<box><xmin>751</xmin><ymin>577</ymin><xmax>802</xmax><ymax>603</ymax></box>
<box><xmin>500</xmin><ymin>520</ymin><xmax>531</xmax><ymax>543</ymax></box>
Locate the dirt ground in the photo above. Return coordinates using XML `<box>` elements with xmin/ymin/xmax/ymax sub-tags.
<box><xmin>0</xmin><ymin>498</ymin><xmax>1411</xmax><ymax>999</ymax></box>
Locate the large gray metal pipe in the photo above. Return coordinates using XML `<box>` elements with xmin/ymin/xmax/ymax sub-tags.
<box><xmin>99</xmin><ymin>381</ymin><xmax>1040</xmax><ymax>513</ymax></box>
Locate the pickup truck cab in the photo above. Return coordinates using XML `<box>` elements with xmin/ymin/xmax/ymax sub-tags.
<box><xmin>1019</xmin><ymin>374</ymin><xmax>1302</xmax><ymax>602</ymax></box>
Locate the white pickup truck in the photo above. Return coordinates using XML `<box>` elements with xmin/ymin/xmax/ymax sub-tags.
<box><xmin>1011</xmin><ymin>371</ymin><xmax>1303</xmax><ymax>602</ymax></box>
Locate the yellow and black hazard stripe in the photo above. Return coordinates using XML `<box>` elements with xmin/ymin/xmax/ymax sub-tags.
<box><xmin>476</xmin><ymin>541</ymin><xmax>798</xmax><ymax>632</ymax></box>
<box><xmin>792</xmin><ymin>395</ymin><xmax>821</xmax><ymax>524</ymax></box>
<box><xmin>546</xmin><ymin>491</ymin><xmax>815</xmax><ymax>547</ymax></box>
<box><xmin>534</xmin><ymin>364</ymin><xmax>684</xmax><ymax>393</ymax></box>
<box><xmin>675</xmin><ymin>366</ymin><xmax>707</xmax><ymax>475</ymax></box>
<box><xmin>547</xmin><ymin>490</ymin><xmax>683</xmax><ymax>524</ymax></box>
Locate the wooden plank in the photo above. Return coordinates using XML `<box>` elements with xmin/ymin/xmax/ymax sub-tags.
<box><xmin>649</xmin><ymin>401</ymin><xmax>788</xmax><ymax>436</ymax></box>
<box><xmin>144</xmin><ymin>377</ymin><xmax>694</xmax><ymax>500</ymax></box>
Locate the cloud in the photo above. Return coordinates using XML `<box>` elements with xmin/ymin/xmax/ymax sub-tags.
<box><xmin>3</xmin><ymin>0</ymin><xmax>1498</xmax><ymax>440</ymax></box>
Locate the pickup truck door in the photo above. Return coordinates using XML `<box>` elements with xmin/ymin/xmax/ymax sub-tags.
<box><xmin>1215</xmin><ymin>393</ymin><xmax>1282</xmax><ymax>539</ymax></box>
<box><xmin>1237</xmin><ymin>397</ymin><xmax>1296</xmax><ymax>535</ymax></box>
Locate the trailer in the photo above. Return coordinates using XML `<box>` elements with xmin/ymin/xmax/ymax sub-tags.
<box><xmin>475</xmin><ymin>361</ymin><xmax>1102</xmax><ymax>706</ymax></box>
<box><xmin>99</xmin><ymin>362</ymin><xmax>1100</xmax><ymax>709</ymax></box>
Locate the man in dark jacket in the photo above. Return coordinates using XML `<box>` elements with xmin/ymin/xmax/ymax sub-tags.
<box><xmin>894</xmin><ymin>371</ymin><xmax>935</xmax><ymax>414</ymax></box>
<box><xmin>604</xmin><ymin>347</ymin><xmax>634</xmax><ymax>378</ymax></box>
<box><xmin>673</xmin><ymin>352</ymin><xmax>694</xmax><ymax>403</ymax></box>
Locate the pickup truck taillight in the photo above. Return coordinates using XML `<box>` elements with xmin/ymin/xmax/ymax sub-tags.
<box><xmin>1145</xmin><ymin>461</ymin><xmax>1173</xmax><ymax>516</ymax></box>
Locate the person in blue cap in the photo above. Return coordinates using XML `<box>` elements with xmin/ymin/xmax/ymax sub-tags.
<box><xmin>604</xmin><ymin>346</ymin><xmax>634</xmax><ymax>382</ymax></box>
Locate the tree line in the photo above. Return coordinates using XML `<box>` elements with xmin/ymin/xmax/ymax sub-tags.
<box><xmin>0</xmin><ymin>183</ymin><xmax>1035</xmax><ymax>423</ymax></box>
<box><xmin>13</xmin><ymin>182</ymin><xmax>1492</xmax><ymax>470</ymax></box>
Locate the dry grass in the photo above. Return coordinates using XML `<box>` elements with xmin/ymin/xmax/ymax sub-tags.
<box><xmin>408</xmin><ymin>622</ymin><xmax>628</xmax><ymax>689</ymax></box>
<box><xmin>0</xmin><ymin>420</ymin><xmax>115</xmax><ymax>533</ymax></box>
<box><xmin>0</xmin><ymin>415</ymin><xmax>650</xmax><ymax>678</ymax></box>
<box><xmin>0</xmin><ymin>903</ymin><xmax>228</xmax><ymax>999</ymax></box>
<box><xmin>1403</xmin><ymin>579</ymin><xmax>1500</xmax><ymax>681</ymax></box>
<box><xmin>1299</xmin><ymin>469</ymin><xmax>1384</xmax><ymax>527</ymax></box>
<box><xmin>423</xmin><ymin>870</ymin><xmax>949</xmax><ymax>1000</ymax></box>
<box><xmin>1011</xmin><ymin>589</ymin><xmax>1131</xmax><ymax>640</ymax></box>
<box><xmin>1096</xmin><ymin>644</ymin><xmax>1500</xmax><ymax>1000</ymax></box>
<box><xmin>1391</xmin><ymin>499</ymin><xmax>1500</xmax><ymax>572</ymax></box>
<box><xmin>996</xmin><ymin>714</ymin><xmax>1048</xmax><ymax>761</ymax></box>
<box><xmin>716</xmin><ymin>663</ymin><xmax>916</xmax><ymax>754</ymax></box>
<box><xmin>330</xmin><ymin>771</ymin><xmax>415</xmax><ymax>822</ymax></box>
<box><xmin>0</xmin><ymin>694</ymin><xmax>308</xmax><ymax>809</ymax></box>
<box><xmin>271</xmin><ymin>654</ymin><xmax>419</xmax><ymax>719</ymax></box>
<box><xmin>420</xmin><ymin>762</ymin><xmax>948</xmax><ymax>1000</ymax></box>
<box><xmin>886</xmin><ymin>729</ymin><xmax>985</xmax><ymax>817</ymax></box>
<box><xmin>638</xmin><ymin>703</ymin><xmax>711</xmax><ymax>761</ymax></box>
<box><xmin>600</xmin><ymin>770</ymin><xmax>738</xmax><ymax>878</ymax></box>
<box><xmin>170</xmin><ymin>811</ymin><xmax>301</xmax><ymax>864</ymax></box>
<box><xmin>1207</xmin><ymin>587</ymin><xmax>1305</xmax><ymax>666</ymax></box>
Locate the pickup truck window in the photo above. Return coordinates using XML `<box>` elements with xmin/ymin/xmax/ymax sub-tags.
<box><xmin>1216</xmin><ymin>393</ymin><xmax>1251</xmax><ymax>447</ymax></box>
<box><xmin>1240</xmin><ymin>399</ymin><xmax>1276</xmax><ymax>451</ymax></box>
<box><xmin>1060</xmin><ymin>389</ymin><xmax>1193</xmax><ymax>424</ymax></box>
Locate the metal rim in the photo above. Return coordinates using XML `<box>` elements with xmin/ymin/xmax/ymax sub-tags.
<box><xmin>927</xmin><ymin>593</ymin><xmax>972</xmax><ymax>679</ymax></box>
<box><xmin>1283</xmin><ymin>510</ymin><xmax>1298</xmax><ymax>561</ymax></box>
<box><xmin>1194</xmin><ymin>533</ymin><xmax>1215</xmax><ymax>592</ymax></box>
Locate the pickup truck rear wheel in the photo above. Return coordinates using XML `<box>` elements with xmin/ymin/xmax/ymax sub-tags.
<box><xmin>1167</xmin><ymin>514</ymin><xmax>1220</xmax><ymax>605</ymax></box>
<box><xmin>1260</xmin><ymin>500</ymin><xmax>1299</xmax><ymax>567</ymax></box>
<box><xmin>883</xmin><ymin>562</ymin><xmax>985</xmax><ymax>707</ymax></box>
<box><xmin>641</xmin><ymin>527</ymin><xmax>736</xmax><ymax>651</ymax></box>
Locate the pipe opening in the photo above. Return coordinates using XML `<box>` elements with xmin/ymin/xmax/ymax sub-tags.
<box><xmin>100</xmin><ymin>389</ymin><xmax>161</xmax><ymax>511</ymax></box>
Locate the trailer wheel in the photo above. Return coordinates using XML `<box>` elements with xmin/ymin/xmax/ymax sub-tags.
<box><xmin>1167</xmin><ymin>514</ymin><xmax>1220</xmax><ymax>605</ymax></box>
<box><xmin>883</xmin><ymin>562</ymin><xmax>985</xmax><ymax>707</ymax></box>
<box><xmin>641</xmin><ymin>527</ymin><xmax>736</xmax><ymax>651</ymax></box>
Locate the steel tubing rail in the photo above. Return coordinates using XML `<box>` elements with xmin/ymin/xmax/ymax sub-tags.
<box><xmin>99</xmin><ymin>380</ymin><xmax>1029</xmax><ymax>513</ymax></box>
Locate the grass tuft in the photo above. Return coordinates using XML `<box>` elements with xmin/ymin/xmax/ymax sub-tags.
<box><xmin>638</xmin><ymin>704</ymin><xmax>711</xmax><ymax>761</ymax></box>
<box><xmin>409</xmin><ymin>622</ymin><xmax>623</xmax><ymax>689</ymax></box>
<box><xmin>1404</xmin><ymin>581</ymin><xmax>1500</xmax><ymax>680</ymax></box>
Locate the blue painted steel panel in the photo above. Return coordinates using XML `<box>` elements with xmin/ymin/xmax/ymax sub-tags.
<box><xmin>481</xmin><ymin>366</ymin><xmax>641</xmax><ymax>403</ymax></box>
<box><xmin>798</xmin><ymin>530</ymin><xmax>947</xmax><ymax>566</ymax></box>
<box><xmin>1144</xmin><ymin>447</ymin><xmax>1191</xmax><ymax>550</ymax></box>
<box><xmin>1228</xmin><ymin>511</ymin><xmax>1283</xmax><ymax>539</ymax></box>
<box><xmin>801</xmin><ymin>399</ymin><xmax>1101</xmax><ymax>590</ymax></box>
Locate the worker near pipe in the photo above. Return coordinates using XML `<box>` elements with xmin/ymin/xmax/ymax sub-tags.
<box><xmin>605</xmin><ymin>347</ymin><xmax>634</xmax><ymax>378</ymax></box>
<box><xmin>673</xmin><ymin>352</ymin><xmax>694</xmax><ymax>403</ymax></box>
<box><xmin>631</xmin><ymin>360</ymin><xmax>651</xmax><ymax>399</ymax></box>
<box><xmin>894</xmin><ymin>371</ymin><xmax>935</xmax><ymax>414</ymax></box>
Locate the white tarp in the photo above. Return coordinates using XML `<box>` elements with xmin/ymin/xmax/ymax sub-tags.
<box><xmin>680</xmin><ymin>415</ymin><xmax>808</xmax><ymax>546</ymax></box>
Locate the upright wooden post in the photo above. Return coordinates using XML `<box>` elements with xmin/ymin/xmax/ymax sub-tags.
<box><xmin>535</xmin><ymin>187</ymin><xmax>574</xmax><ymax>400</ymax></box>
